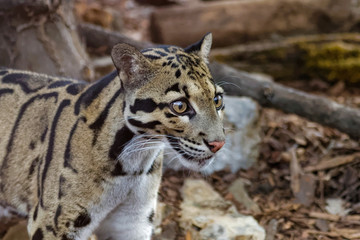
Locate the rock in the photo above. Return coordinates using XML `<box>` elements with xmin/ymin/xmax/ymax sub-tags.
<box><xmin>164</xmin><ymin>95</ymin><xmax>261</xmax><ymax>173</ymax></box>
<box><xmin>212</xmin><ymin>34</ymin><xmax>360</xmax><ymax>83</ymax></box>
<box><xmin>180</xmin><ymin>179</ymin><xmax>266</xmax><ymax>240</ymax></box>
<box><xmin>150</xmin><ymin>0</ymin><xmax>360</xmax><ymax>47</ymax></box>
<box><xmin>205</xmin><ymin>96</ymin><xmax>261</xmax><ymax>174</ymax></box>
<box><xmin>228</xmin><ymin>178</ymin><xmax>261</xmax><ymax>214</ymax></box>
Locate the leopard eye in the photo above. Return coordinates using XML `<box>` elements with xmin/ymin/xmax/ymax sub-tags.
<box><xmin>171</xmin><ymin>100</ymin><xmax>188</xmax><ymax>114</ymax></box>
<box><xmin>214</xmin><ymin>94</ymin><xmax>223</xmax><ymax>110</ymax></box>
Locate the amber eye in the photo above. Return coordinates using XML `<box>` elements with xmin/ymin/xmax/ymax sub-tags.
<box><xmin>171</xmin><ymin>100</ymin><xmax>188</xmax><ymax>114</ymax></box>
<box><xmin>214</xmin><ymin>94</ymin><xmax>223</xmax><ymax>110</ymax></box>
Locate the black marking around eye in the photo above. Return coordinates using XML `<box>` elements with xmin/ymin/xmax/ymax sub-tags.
<box><xmin>164</xmin><ymin>83</ymin><xmax>180</xmax><ymax>94</ymax></box>
<box><xmin>175</xmin><ymin>129</ymin><xmax>184</xmax><ymax>133</ymax></box>
<box><xmin>128</xmin><ymin>119</ymin><xmax>161</xmax><ymax>129</ymax></box>
<box><xmin>130</xmin><ymin>98</ymin><xmax>167</xmax><ymax>114</ymax></box>
<box><xmin>175</xmin><ymin>69</ymin><xmax>181</xmax><ymax>78</ymax></box>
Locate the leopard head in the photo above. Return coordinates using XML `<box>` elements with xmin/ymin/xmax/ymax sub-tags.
<box><xmin>111</xmin><ymin>33</ymin><xmax>225</xmax><ymax>171</ymax></box>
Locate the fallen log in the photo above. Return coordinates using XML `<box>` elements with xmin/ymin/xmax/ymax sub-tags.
<box><xmin>78</xmin><ymin>23</ymin><xmax>360</xmax><ymax>140</ymax></box>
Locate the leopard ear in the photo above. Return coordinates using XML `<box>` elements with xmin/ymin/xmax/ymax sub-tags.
<box><xmin>111</xmin><ymin>43</ymin><xmax>154</xmax><ymax>89</ymax></box>
<box><xmin>184</xmin><ymin>33</ymin><xmax>212</xmax><ymax>64</ymax></box>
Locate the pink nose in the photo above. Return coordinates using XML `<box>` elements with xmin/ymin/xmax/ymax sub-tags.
<box><xmin>208</xmin><ymin>141</ymin><xmax>225</xmax><ymax>153</ymax></box>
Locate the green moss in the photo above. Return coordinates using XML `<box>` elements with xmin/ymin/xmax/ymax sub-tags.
<box><xmin>300</xmin><ymin>42</ymin><xmax>360</xmax><ymax>83</ymax></box>
<box><xmin>213</xmin><ymin>34</ymin><xmax>360</xmax><ymax>83</ymax></box>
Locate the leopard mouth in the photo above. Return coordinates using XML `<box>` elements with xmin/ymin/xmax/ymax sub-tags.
<box><xmin>166</xmin><ymin>136</ymin><xmax>213</xmax><ymax>167</ymax></box>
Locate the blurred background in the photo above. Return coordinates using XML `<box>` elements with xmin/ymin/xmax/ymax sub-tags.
<box><xmin>1</xmin><ymin>0</ymin><xmax>360</xmax><ymax>239</ymax></box>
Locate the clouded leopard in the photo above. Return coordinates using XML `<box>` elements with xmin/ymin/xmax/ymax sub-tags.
<box><xmin>0</xmin><ymin>33</ymin><xmax>225</xmax><ymax>240</ymax></box>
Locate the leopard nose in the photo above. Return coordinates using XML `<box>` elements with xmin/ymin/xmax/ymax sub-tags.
<box><xmin>208</xmin><ymin>140</ymin><xmax>225</xmax><ymax>153</ymax></box>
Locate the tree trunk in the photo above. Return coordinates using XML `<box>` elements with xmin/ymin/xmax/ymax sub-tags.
<box><xmin>0</xmin><ymin>0</ymin><xmax>93</xmax><ymax>80</ymax></box>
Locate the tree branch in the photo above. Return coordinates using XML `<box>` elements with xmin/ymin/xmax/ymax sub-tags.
<box><xmin>78</xmin><ymin>23</ymin><xmax>360</xmax><ymax>140</ymax></box>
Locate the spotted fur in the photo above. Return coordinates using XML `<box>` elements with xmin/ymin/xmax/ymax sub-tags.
<box><xmin>0</xmin><ymin>33</ymin><xmax>225</xmax><ymax>240</ymax></box>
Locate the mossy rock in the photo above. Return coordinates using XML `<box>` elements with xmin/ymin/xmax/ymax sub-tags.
<box><xmin>300</xmin><ymin>42</ymin><xmax>360</xmax><ymax>83</ymax></box>
<box><xmin>212</xmin><ymin>34</ymin><xmax>360</xmax><ymax>83</ymax></box>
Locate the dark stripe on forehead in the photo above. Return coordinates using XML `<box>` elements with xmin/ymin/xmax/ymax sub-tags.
<box><xmin>41</xmin><ymin>99</ymin><xmax>71</xmax><ymax>207</ymax></box>
<box><xmin>130</xmin><ymin>98</ymin><xmax>167</xmax><ymax>114</ymax></box>
<box><xmin>165</xmin><ymin>83</ymin><xmax>180</xmax><ymax>94</ymax></box>
<box><xmin>128</xmin><ymin>119</ymin><xmax>161</xmax><ymax>129</ymax></box>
